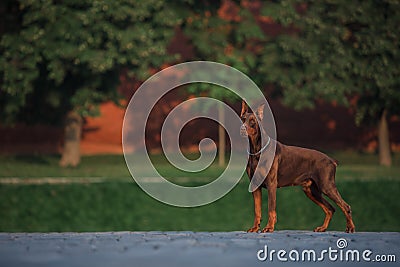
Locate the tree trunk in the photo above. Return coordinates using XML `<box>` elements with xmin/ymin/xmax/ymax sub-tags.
<box><xmin>378</xmin><ymin>109</ymin><xmax>392</xmax><ymax>167</ymax></box>
<box><xmin>218</xmin><ymin>104</ymin><xmax>225</xmax><ymax>166</ymax></box>
<box><xmin>59</xmin><ymin>110</ymin><xmax>83</xmax><ymax>167</ymax></box>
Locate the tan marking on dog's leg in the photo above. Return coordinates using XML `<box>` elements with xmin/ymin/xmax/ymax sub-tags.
<box><xmin>247</xmin><ymin>187</ymin><xmax>262</xmax><ymax>232</ymax></box>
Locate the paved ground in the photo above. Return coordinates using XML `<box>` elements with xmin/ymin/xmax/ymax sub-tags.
<box><xmin>0</xmin><ymin>231</ymin><xmax>398</xmax><ymax>267</ymax></box>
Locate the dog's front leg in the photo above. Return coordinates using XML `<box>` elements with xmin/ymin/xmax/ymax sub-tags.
<box><xmin>262</xmin><ymin>183</ymin><xmax>277</xmax><ymax>233</ymax></box>
<box><xmin>247</xmin><ymin>187</ymin><xmax>262</xmax><ymax>232</ymax></box>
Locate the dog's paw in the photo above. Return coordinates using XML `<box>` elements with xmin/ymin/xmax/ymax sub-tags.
<box><xmin>247</xmin><ymin>227</ymin><xmax>260</xmax><ymax>233</ymax></box>
<box><xmin>345</xmin><ymin>225</ymin><xmax>355</xmax><ymax>233</ymax></box>
<box><xmin>313</xmin><ymin>226</ymin><xmax>327</xmax><ymax>232</ymax></box>
<box><xmin>261</xmin><ymin>227</ymin><xmax>274</xmax><ymax>233</ymax></box>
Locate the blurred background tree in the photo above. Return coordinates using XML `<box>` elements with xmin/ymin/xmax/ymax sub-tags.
<box><xmin>181</xmin><ymin>0</ymin><xmax>264</xmax><ymax>165</ymax></box>
<box><xmin>260</xmin><ymin>0</ymin><xmax>400</xmax><ymax>166</ymax></box>
<box><xmin>1</xmin><ymin>0</ymin><xmax>399</xmax><ymax>167</ymax></box>
<box><xmin>0</xmin><ymin>0</ymin><xmax>181</xmax><ymax>166</ymax></box>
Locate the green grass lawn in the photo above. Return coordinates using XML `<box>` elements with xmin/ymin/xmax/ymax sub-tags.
<box><xmin>0</xmin><ymin>152</ymin><xmax>399</xmax><ymax>232</ymax></box>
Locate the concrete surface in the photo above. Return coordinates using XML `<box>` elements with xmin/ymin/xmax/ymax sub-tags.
<box><xmin>0</xmin><ymin>231</ymin><xmax>398</xmax><ymax>267</ymax></box>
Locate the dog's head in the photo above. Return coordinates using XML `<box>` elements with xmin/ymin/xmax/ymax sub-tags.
<box><xmin>240</xmin><ymin>101</ymin><xmax>265</xmax><ymax>138</ymax></box>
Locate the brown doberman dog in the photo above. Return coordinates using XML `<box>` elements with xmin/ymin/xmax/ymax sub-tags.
<box><xmin>240</xmin><ymin>101</ymin><xmax>355</xmax><ymax>233</ymax></box>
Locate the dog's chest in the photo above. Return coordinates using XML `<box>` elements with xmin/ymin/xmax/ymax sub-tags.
<box><xmin>246</xmin><ymin>156</ymin><xmax>259</xmax><ymax>177</ymax></box>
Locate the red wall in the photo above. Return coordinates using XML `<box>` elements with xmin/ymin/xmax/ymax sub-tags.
<box><xmin>1</xmin><ymin>97</ymin><xmax>399</xmax><ymax>155</ymax></box>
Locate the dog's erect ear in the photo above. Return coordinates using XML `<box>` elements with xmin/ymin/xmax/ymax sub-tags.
<box><xmin>256</xmin><ymin>103</ymin><xmax>265</xmax><ymax>121</ymax></box>
<box><xmin>240</xmin><ymin>100</ymin><xmax>248</xmax><ymax>117</ymax></box>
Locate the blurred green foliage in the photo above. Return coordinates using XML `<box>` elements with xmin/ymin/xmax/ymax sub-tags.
<box><xmin>182</xmin><ymin>2</ymin><xmax>264</xmax><ymax>104</ymax></box>
<box><xmin>0</xmin><ymin>0</ymin><xmax>182</xmax><ymax>124</ymax></box>
<box><xmin>260</xmin><ymin>0</ymin><xmax>400</xmax><ymax>125</ymax></box>
<box><xmin>1</xmin><ymin>0</ymin><xmax>399</xmax><ymax>134</ymax></box>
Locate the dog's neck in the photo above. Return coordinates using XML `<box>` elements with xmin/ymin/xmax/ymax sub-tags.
<box><xmin>248</xmin><ymin>125</ymin><xmax>267</xmax><ymax>156</ymax></box>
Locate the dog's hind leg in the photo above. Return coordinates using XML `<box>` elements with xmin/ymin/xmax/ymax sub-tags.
<box><xmin>302</xmin><ymin>180</ymin><xmax>335</xmax><ymax>232</ymax></box>
<box><xmin>323</xmin><ymin>186</ymin><xmax>355</xmax><ymax>233</ymax></box>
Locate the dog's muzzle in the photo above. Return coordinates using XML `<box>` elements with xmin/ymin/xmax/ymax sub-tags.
<box><xmin>240</xmin><ymin>124</ymin><xmax>248</xmax><ymax>137</ymax></box>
